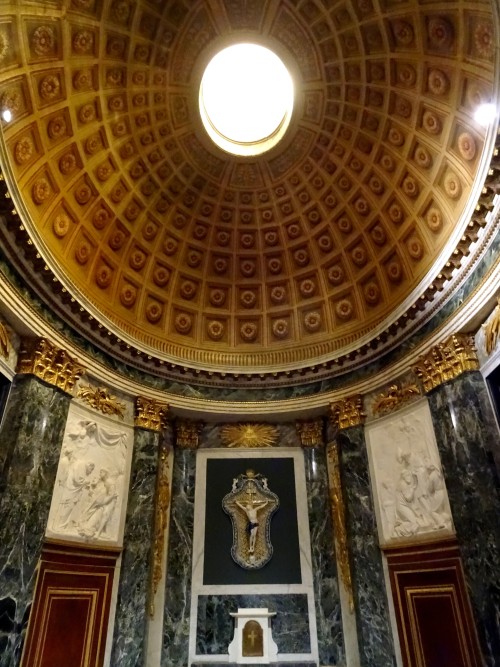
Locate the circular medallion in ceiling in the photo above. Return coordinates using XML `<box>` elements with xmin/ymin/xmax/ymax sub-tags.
<box><xmin>0</xmin><ymin>0</ymin><xmax>497</xmax><ymax>376</ymax></box>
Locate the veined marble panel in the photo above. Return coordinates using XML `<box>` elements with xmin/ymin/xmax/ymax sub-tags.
<box><xmin>45</xmin><ymin>402</ymin><xmax>134</xmax><ymax>547</ymax></box>
<box><xmin>189</xmin><ymin>448</ymin><xmax>318</xmax><ymax>666</ymax></box>
<box><xmin>365</xmin><ymin>399</ymin><xmax>454</xmax><ymax>547</ymax></box>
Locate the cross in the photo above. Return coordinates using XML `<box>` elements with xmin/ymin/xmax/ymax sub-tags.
<box><xmin>247</xmin><ymin>630</ymin><xmax>258</xmax><ymax>647</ymax></box>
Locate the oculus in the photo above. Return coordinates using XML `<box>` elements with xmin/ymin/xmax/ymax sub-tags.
<box><xmin>199</xmin><ymin>43</ymin><xmax>294</xmax><ymax>156</ymax></box>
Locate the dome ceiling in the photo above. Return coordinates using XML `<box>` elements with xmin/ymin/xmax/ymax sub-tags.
<box><xmin>0</xmin><ymin>0</ymin><xmax>497</xmax><ymax>376</ymax></box>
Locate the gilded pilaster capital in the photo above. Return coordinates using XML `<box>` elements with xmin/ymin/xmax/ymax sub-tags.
<box><xmin>296</xmin><ymin>419</ymin><xmax>324</xmax><ymax>447</ymax></box>
<box><xmin>175</xmin><ymin>419</ymin><xmax>202</xmax><ymax>449</ymax></box>
<box><xmin>16</xmin><ymin>337</ymin><xmax>85</xmax><ymax>394</ymax></box>
<box><xmin>135</xmin><ymin>397</ymin><xmax>169</xmax><ymax>431</ymax></box>
<box><xmin>329</xmin><ymin>395</ymin><xmax>365</xmax><ymax>430</ymax></box>
<box><xmin>413</xmin><ymin>333</ymin><xmax>479</xmax><ymax>393</ymax></box>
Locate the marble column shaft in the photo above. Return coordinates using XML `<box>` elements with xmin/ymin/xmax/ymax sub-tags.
<box><xmin>427</xmin><ymin>371</ymin><xmax>500</xmax><ymax>665</ymax></box>
<box><xmin>110</xmin><ymin>425</ymin><xmax>169</xmax><ymax>667</ymax></box>
<box><xmin>0</xmin><ymin>375</ymin><xmax>71</xmax><ymax>667</ymax></box>
<box><xmin>162</xmin><ymin>447</ymin><xmax>196</xmax><ymax>667</ymax></box>
<box><xmin>303</xmin><ymin>446</ymin><xmax>345</xmax><ymax>666</ymax></box>
<box><xmin>332</xmin><ymin>423</ymin><xmax>396</xmax><ymax>667</ymax></box>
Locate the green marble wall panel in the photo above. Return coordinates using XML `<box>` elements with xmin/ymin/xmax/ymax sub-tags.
<box><xmin>0</xmin><ymin>375</ymin><xmax>70</xmax><ymax>667</ymax></box>
<box><xmin>333</xmin><ymin>424</ymin><xmax>396</xmax><ymax>667</ymax></box>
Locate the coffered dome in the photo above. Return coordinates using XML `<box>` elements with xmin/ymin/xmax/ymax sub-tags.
<box><xmin>0</xmin><ymin>0</ymin><xmax>497</xmax><ymax>380</ymax></box>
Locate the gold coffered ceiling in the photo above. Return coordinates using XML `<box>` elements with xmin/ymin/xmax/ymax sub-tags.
<box><xmin>0</xmin><ymin>0</ymin><xmax>497</xmax><ymax>374</ymax></box>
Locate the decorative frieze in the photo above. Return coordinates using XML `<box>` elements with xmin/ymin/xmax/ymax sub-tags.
<box><xmin>149</xmin><ymin>440</ymin><xmax>171</xmax><ymax>617</ymax></box>
<box><xmin>16</xmin><ymin>337</ymin><xmax>84</xmax><ymax>394</ymax></box>
<box><xmin>413</xmin><ymin>333</ymin><xmax>479</xmax><ymax>393</ymax></box>
<box><xmin>176</xmin><ymin>419</ymin><xmax>202</xmax><ymax>449</ymax></box>
<box><xmin>296</xmin><ymin>419</ymin><xmax>323</xmax><ymax>447</ymax></box>
<box><xmin>326</xmin><ymin>442</ymin><xmax>354</xmax><ymax>612</ymax></box>
<box><xmin>135</xmin><ymin>397</ymin><xmax>168</xmax><ymax>432</ymax></box>
<box><xmin>371</xmin><ymin>382</ymin><xmax>421</xmax><ymax>416</ymax></box>
<box><xmin>329</xmin><ymin>396</ymin><xmax>365</xmax><ymax>430</ymax></box>
<box><xmin>77</xmin><ymin>384</ymin><xmax>125</xmax><ymax>419</ymax></box>
<box><xmin>220</xmin><ymin>423</ymin><xmax>278</xmax><ymax>448</ymax></box>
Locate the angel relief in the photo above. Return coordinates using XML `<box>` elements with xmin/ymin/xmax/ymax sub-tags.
<box><xmin>223</xmin><ymin>470</ymin><xmax>279</xmax><ymax>569</ymax></box>
<box><xmin>47</xmin><ymin>418</ymin><xmax>128</xmax><ymax>543</ymax></box>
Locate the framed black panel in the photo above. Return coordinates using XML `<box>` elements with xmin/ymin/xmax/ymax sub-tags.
<box><xmin>203</xmin><ymin>457</ymin><xmax>302</xmax><ymax>585</ymax></box>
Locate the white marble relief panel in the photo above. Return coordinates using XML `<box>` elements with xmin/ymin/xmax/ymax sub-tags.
<box><xmin>46</xmin><ymin>403</ymin><xmax>133</xmax><ymax>547</ymax></box>
<box><xmin>365</xmin><ymin>399</ymin><xmax>454</xmax><ymax>546</ymax></box>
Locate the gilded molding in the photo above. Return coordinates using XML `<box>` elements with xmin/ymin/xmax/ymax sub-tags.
<box><xmin>149</xmin><ymin>440</ymin><xmax>171</xmax><ymax>617</ymax></box>
<box><xmin>0</xmin><ymin>321</ymin><xmax>9</xmax><ymax>358</ymax></box>
<box><xmin>413</xmin><ymin>333</ymin><xmax>479</xmax><ymax>393</ymax></box>
<box><xmin>329</xmin><ymin>396</ymin><xmax>365</xmax><ymax>430</ymax></box>
<box><xmin>175</xmin><ymin>419</ymin><xmax>202</xmax><ymax>449</ymax></box>
<box><xmin>220</xmin><ymin>423</ymin><xmax>278</xmax><ymax>448</ymax></box>
<box><xmin>135</xmin><ymin>397</ymin><xmax>168</xmax><ymax>431</ymax></box>
<box><xmin>371</xmin><ymin>382</ymin><xmax>421</xmax><ymax>416</ymax></box>
<box><xmin>77</xmin><ymin>384</ymin><xmax>126</xmax><ymax>419</ymax></box>
<box><xmin>483</xmin><ymin>297</ymin><xmax>500</xmax><ymax>355</ymax></box>
<box><xmin>296</xmin><ymin>419</ymin><xmax>323</xmax><ymax>447</ymax></box>
<box><xmin>16</xmin><ymin>337</ymin><xmax>84</xmax><ymax>394</ymax></box>
<box><xmin>327</xmin><ymin>441</ymin><xmax>354</xmax><ymax>613</ymax></box>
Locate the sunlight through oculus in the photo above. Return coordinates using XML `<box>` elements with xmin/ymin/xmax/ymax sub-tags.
<box><xmin>199</xmin><ymin>43</ymin><xmax>294</xmax><ymax>156</ymax></box>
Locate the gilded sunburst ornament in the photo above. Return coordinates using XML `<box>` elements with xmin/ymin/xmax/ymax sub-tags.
<box><xmin>220</xmin><ymin>423</ymin><xmax>278</xmax><ymax>448</ymax></box>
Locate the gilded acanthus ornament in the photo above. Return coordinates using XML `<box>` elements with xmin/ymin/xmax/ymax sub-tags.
<box><xmin>220</xmin><ymin>423</ymin><xmax>278</xmax><ymax>448</ymax></box>
<box><xmin>329</xmin><ymin>396</ymin><xmax>365</xmax><ymax>430</ymax></box>
<box><xmin>17</xmin><ymin>337</ymin><xmax>84</xmax><ymax>394</ymax></box>
<box><xmin>413</xmin><ymin>333</ymin><xmax>479</xmax><ymax>393</ymax></box>
<box><xmin>327</xmin><ymin>442</ymin><xmax>354</xmax><ymax>613</ymax></box>
<box><xmin>135</xmin><ymin>397</ymin><xmax>168</xmax><ymax>432</ymax></box>
<box><xmin>149</xmin><ymin>441</ymin><xmax>171</xmax><ymax>617</ymax></box>
<box><xmin>78</xmin><ymin>385</ymin><xmax>126</xmax><ymax>419</ymax></box>
<box><xmin>371</xmin><ymin>382</ymin><xmax>421</xmax><ymax>416</ymax></box>
<box><xmin>0</xmin><ymin>321</ymin><xmax>10</xmax><ymax>358</ymax></box>
<box><xmin>296</xmin><ymin>420</ymin><xmax>323</xmax><ymax>447</ymax></box>
<box><xmin>175</xmin><ymin>420</ymin><xmax>201</xmax><ymax>448</ymax></box>
<box><xmin>483</xmin><ymin>298</ymin><xmax>500</xmax><ymax>355</ymax></box>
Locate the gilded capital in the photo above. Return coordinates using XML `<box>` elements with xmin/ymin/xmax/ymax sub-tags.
<box><xmin>296</xmin><ymin>419</ymin><xmax>323</xmax><ymax>447</ymax></box>
<box><xmin>135</xmin><ymin>397</ymin><xmax>168</xmax><ymax>431</ymax></box>
<box><xmin>413</xmin><ymin>333</ymin><xmax>479</xmax><ymax>393</ymax></box>
<box><xmin>329</xmin><ymin>396</ymin><xmax>365</xmax><ymax>430</ymax></box>
<box><xmin>16</xmin><ymin>337</ymin><xmax>84</xmax><ymax>394</ymax></box>
<box><xmin>176</xmin><ymin>419</ymin><xmax>202</xmax><ymax>449</ymax></box>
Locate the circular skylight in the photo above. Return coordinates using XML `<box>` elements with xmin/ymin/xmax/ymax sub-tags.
<box><xmin>199</xmin><ymin>43</ymin><xmax>294</xmax><ymax>156</ymax></box>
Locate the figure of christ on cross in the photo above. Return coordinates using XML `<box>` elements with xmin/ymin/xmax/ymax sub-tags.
<box><xmin>235</xmin><ymin>498</ymin><xmax>269</xmax><ymax>554</ymax></box>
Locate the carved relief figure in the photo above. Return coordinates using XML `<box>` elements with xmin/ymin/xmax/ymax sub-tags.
<box><xmin>47</xmin><ymin>412</ymin><xmax>130</xmax><ymax>544</ymax></box>
<box><xmin>223</xmin><ymin>470</ymin><xmax>279</xmax><ymax>569</ymax></box>
<box><xmin>367</xmin><ymin>405</ymin><xmax>453</xmax><ymax>543</ymax></box>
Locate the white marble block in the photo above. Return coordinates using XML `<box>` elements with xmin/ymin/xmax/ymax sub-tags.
<box><xmin>228</xmin><ymin>608</ymin><xmax>278</xmax><ymax>664</ymax></box>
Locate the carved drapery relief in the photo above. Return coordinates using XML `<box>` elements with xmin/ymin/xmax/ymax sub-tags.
<box><xmin>47</xmin><ymin>409</ymin><xmax>131</xmax><ymax>545</ymax></box>
<box><xmin>413</xmin><ymin>333</ymin><xmax>479</xmax><ymax>392</ymax></box>
<box><xmin>366</xmin><ymin>401</ymin><xmax>453</xmax><ymax>545</ymax></box>
<box><xmin>17</xmin><ymin>337</ymin><xmax>84</xmax><ymax>394</ymax></box>
<box><xmin>296</xmin><ymin>419</ymin><xmax>323</xmax><ymax>447</ymax></box>
<box><xmin>222</xmin><ymin>469</ymin><xmax>279</xmax><ymax>569</ymax></box>
<box><xmin>0</xmin><ymin>320</ymin><xmax>10</xmax><ymax>358</ymax></box>
<box><xmin>483</xmin><ymin>297</ymin><xmax>500</xmax><ymax>355</ymax></box>
<box><xmin>149</xmin><ymin>440</ymin><xmax>171</xmax><ymax>617</ymax></box>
